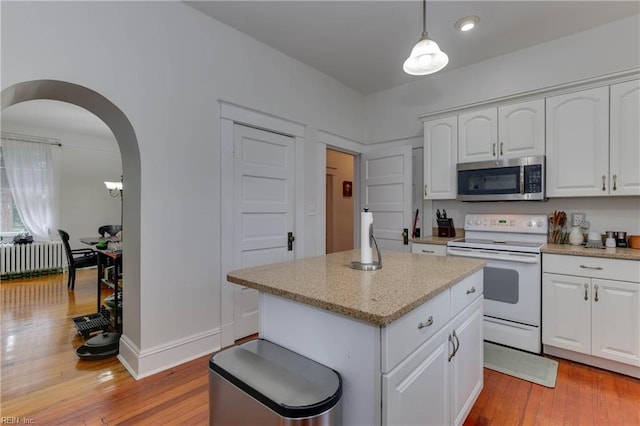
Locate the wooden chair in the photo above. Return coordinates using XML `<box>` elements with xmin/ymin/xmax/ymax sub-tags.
<box><xmin>58</xmin><ymin>229</ymin><xmax>98</xmax><ymax>290</ymax></box>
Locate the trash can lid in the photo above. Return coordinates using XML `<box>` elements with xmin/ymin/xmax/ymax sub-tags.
<box><xmin>210</xmin><ymin>339</ymin><xmax>341</xmax><ymax>418</ymax></box>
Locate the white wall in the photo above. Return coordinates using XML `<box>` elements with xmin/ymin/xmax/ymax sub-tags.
<box><xmin>364</xmin><ymin>15</ymin><xmax>640</xmax><ymax>143</ymax></box>
<box><xmin>1</xmin><ymin>1</ymin><xmax>364</xmax><ymax>377</ymax></box>
<box><xmin>364</xmin><ymin>15</ymin><xmax>640</xmax><ymax>235</ymax></box>
<box><xmin>1</xmin><ymin>119</ymin><xmax>121</xmax><ymax>250</ymax></box>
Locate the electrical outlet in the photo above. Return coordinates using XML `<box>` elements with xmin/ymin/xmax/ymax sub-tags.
<box><xmin>572</xmin><ymin>213</ymin><xmax>585</xmax><ymax>227</ymax></box>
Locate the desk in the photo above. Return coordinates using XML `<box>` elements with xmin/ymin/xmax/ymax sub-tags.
<box><xmin>80</xmin><ymin>237</ymin><xmax>122</xmax><ymax>334</ymax></box>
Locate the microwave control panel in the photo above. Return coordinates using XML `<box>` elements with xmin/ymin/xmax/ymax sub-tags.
<box><xmin>524</xmin><ymin>164</ymin><xmax>543</xmax><ymax>193</ymax></box>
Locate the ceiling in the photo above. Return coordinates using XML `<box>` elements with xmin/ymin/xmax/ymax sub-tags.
<box><xmin>187</xmin><ymin>1</ymin><xmax>640</xmax><ymax>95</ymax></box>
<box><xmin>2</xmin><ymin>1</ymin><xmax>638</xmax><ymax>138</ymax></box>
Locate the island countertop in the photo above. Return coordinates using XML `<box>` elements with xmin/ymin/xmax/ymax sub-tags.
<box><xmin>227</xmin><ymin>250</ymin><xmax>485</xmax><ymax>326</ymax></box>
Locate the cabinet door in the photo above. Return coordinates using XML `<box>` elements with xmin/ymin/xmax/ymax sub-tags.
<box><xmin>498</xmin><ymin>99</ymin><xmax>545</xmax><ymax>160</ymax></box>
<box><xmin>424</xmin><ymin>117</ymin><xmax>457</xmax><ymax>199</ymax></box>
<box><xmin>610</xmin><ymin>79</ymin><xmax>640</xmax><ymax>196</ymax></box>
<box><xmin>450</xmin><ymin>298</ymin><xmax>483</xmax><ymax>426</ymax></box>
<box><xmin>542</xmin><ymin>273</ymin><xmax>591</xmax><ymax>354</ymax></box>
<box><xmin>458</xmin><ymin>107</ymin><xmax>497</xmax><ymax>163</ymax></box>
<box><xmin>591</xmin><ymin>278</ymin><xmax>640</xmax><ymax>366</ymax></box>
<box><xmin>545</xmin><ymin>87</ymin><xmax>609</xmax><ymax>197</ymax></box>
<box><xmin>383</xmin><ymin>326</ymin><xmax>451</xmax><ymax>426</ymax></box>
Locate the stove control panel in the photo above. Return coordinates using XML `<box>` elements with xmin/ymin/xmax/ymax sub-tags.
<box><xmin>464</xmin><ymin>214</ymin><xmax>548</xmax><ymax>234</ymax></box>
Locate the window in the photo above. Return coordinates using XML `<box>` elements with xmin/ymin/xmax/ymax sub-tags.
<box><xmin>0</xmin><ymin>148</ymin><xmax>27</xmax><ymax>235</ymax></box>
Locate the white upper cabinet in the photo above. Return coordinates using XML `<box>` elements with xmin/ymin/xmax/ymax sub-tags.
<box><xmin>546</xmin><ymin>81</ymin><xmax>639</xmax><ymax>198</ymax></box>
<box><xmin>423</xmin><ymin>116</ymin><xmax>458</xmax><ymax>199</ymax></box>
<box><xmin>546</xmin><ymin>86</ymin><xmax>610</xmax><ymax>197</ymax></box>
<box><xmin>610</xmin><ymin>79</ymin><xmax>640</xmax><ymax>196</ymax></box>
<box><xmin>458</xmin><ymin>107</ymin><xmax>497</xmax><ymax>163</ymax></box>
<box><xmin>498</xmin><ymin>99</ymin><xmax>545</xmax><ymax>160</ymax></box>
<box><xmin>458</xmin><ymin>99</ymin><xmax>544</xmax><ymax>163</ymax></box>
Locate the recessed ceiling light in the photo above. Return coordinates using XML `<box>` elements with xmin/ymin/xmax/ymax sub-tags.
<box><xmin>455</xmin><ymin>16</ymin><xmax>479</xmax><ymax>32</ymax></box>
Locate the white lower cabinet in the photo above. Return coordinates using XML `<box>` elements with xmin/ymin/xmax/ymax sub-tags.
<box><xmin>383</xmin><ymin>296</ymin><xmax>483</xmax><ymax>426</ymax></box>
<box><xmin>383</xmin><ymin>323</ymin><xmax>452</xmax><ymax>426</ymax></box>
<box><xmin>542</xmin><ymin>254</ymin><xmax>640</xmax><ymax>375</ymax></box>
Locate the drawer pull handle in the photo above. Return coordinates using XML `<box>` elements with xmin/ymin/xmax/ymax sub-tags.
<box><xmin>594</xmin><ymin>284</ymin><xmax>599</xmax><ymax>302</ymax></box>
<box><xmin>421</xmin><ymin>250</ymin><xmax>435</xmax><ymax>254</ymax></box>
<box><xmin>466</xmin><ymin>286</ymin><xmax>476</xmax><ymax>295</ymax></box>
<box><xmin>418</xmin><ymin>316</ymin><xmax>434</xmax><ymax>329</ymax></box>
<box><xmin>602</xmin><ymin>175</ymin><xmax>606</xmax><ymax>191</ymax></box>
<box><xmin>580</xmin><ymin>265</ymin><xmax>603</xmax><ymax>270</ymax></box>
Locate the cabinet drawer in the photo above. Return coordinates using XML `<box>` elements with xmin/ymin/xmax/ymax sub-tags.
<box><xmin>381</xmin><ymin>289</ymin><xmax>451</xmax><ymax>373</ymax></box>
<box><xmin>451</xmin><ymin>271</ymin><xmax>484</xmax><ymax>318</ymax></box>
<box><xmin>543</xmin><ymin>254</ymin><xmax>640</xmax><ymax>283</ymax></box>
<box><xmin>411</xmin><ymin>243</ymin><xmax>447</xmax><ymax>256</ymax></box>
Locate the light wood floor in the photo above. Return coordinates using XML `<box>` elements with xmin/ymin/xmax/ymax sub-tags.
<box><xmin>2</xmin><ymin>270</ymin><xmax>639</xmax><ymax>425</ymax></box>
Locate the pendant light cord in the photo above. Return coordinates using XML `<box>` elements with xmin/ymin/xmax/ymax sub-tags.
<box><xmin>422</xmin><ymin>0</ymin><xmax>428</xmax><ymax>37</ymax></box>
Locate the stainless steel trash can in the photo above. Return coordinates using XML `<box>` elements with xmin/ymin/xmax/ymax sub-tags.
<box><xmin>209</xmin><ymin>339</ymin><xmax>342</xmax><ymax>425</ymax></box>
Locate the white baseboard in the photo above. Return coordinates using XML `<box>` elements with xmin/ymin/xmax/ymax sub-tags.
<box><xmin>543</xmin><ymin>345</ymin><xmax>640</xmax><ymax>379</ymax></box>
<box><xmin>118</xmin><ymin>328</ymin><xmax>222</xmax><ymax>380</ymax></box>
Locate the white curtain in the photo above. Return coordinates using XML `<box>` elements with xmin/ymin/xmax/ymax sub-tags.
<box><xmin>1</xmin><ymin>138</ymin><xmax>61</xmax><ymax>241</ymax></box>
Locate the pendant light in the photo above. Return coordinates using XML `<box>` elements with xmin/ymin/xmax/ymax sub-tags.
<box><xmin>403</xmin><ymin>0</ymin><xmax>449</xmax><ymax>76</ymax></box>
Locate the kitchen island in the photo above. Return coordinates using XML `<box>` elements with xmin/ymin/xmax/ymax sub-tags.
<box><xmin>227</xmin><ymin>250</ymin><xmax>485</xmax><ymax>426</ymax></box>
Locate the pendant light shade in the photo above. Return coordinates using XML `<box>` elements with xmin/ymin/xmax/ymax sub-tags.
<box><xmin>403</xmin><ymin>0</ymin><xmax>448</xmax><ymax>76</ymax></box>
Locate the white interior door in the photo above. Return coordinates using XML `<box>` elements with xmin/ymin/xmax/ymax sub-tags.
<box><xmin>233</xmin><ymin>124</ymin><xmax>295</xmax><ymax>339</ymax></box>
<box><xmin>361</xmin><ymin>145</ymin><xmax>412</xmax><ymax>252</ymax></box>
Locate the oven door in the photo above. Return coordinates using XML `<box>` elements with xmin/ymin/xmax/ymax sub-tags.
<box><xmin>447</xmin><ymin>247</ymin><xmax>541</xmax><ymax>326</ymax></box>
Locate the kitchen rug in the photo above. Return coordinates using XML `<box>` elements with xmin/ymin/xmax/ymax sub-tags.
<box><xmin>484</xmin><ymin>342</ymin><xmax>558</xmax><ymax>388</ymax></box>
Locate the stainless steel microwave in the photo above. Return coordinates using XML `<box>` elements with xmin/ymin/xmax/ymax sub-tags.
<box><xmin>457</xmin><ymin>155</ymin><xmax>546</xmax><ymax>201</ymax></box>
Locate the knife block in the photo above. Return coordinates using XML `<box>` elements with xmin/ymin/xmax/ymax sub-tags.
<box><xmin>437</xmin><ymin>219</ymin><xmax>456</xmax><ymax>238</ymax></box>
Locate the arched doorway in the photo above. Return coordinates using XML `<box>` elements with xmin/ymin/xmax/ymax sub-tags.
<box><xmin>1</xmin><ymin>80</ymin><xmax>141</xmax><ymax>372</ymax></box>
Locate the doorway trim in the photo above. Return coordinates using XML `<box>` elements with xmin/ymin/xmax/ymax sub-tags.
<box><xmin>219</xmin><ymin>101</ymin><xmax>305</xmax><ymax>347</ymax></box>
<box><xmin>317</xmin><ymin>131</ymin><xmax>365</xmax><ymax>255</ymax></box>
<box><xmin>1</xmin><ymin>79</ymin><xmax>142</xmax><ymax>376</ymax></box>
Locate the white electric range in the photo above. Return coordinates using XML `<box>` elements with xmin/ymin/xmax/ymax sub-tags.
<box><xmin>447</xmin><ymin>214</ymin><xmax>548</xmax><ymax>353</ymax></box>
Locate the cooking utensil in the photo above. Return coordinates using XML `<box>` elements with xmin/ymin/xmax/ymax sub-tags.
<box><xmin>411</xmin><ymin>209</ymin><xmax>419</xmax><ymax>238</ymax></box>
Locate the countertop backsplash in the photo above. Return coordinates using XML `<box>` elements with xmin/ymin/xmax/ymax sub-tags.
<box><xmin>429</xmin><ymin>197</ymin><xmax>640</xmax><ymax>237</ymax></box>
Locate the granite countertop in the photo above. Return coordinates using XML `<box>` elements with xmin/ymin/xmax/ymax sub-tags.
<box><xmin>542</xmin><ymin>243</ymin><xmax>640</xmax><ymax>261</ymax></box>
<box><xmin>227</xmin><ymin>250</ymin><xmax>485</xmax><ymax>326</ymax></box>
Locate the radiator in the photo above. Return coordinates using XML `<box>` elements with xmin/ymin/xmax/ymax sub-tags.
<box><xmin>0</xmin><ymin>241</ymin><xmax>64</xmax><ymax>280</ymax></box>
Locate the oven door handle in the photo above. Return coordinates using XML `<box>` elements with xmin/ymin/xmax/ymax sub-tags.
<box><xmin>447</xmin><ymin>247</ymin><xmax>540</xmax><ymax>264</ymax></box>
